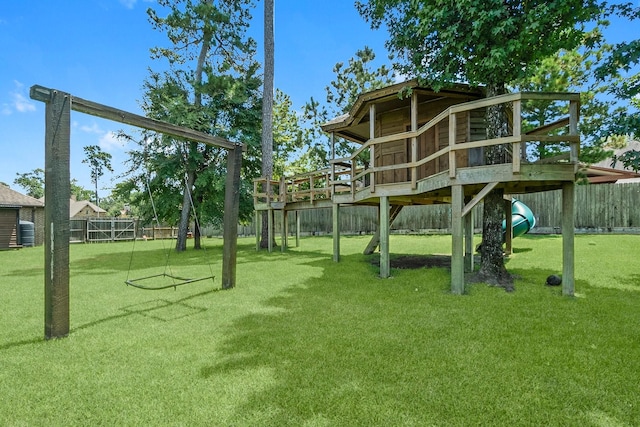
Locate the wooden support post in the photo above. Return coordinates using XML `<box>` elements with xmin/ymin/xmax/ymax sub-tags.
<box><xmin>370</xmin><ymin>104</ymin><xmax>376</xmax><ymax>193</ymax></box>
<box><xmin>562</xmin><ymin>182</ymin><xmax>575</xmax><ymax>296</ymax></box>
<box><xmin>464</xmin><ymin>199</ymin><xmax>474</xmax><ymax>273</ymax></box>
<box><xmin>363</xmin><ymin>205</ymin><xmax>403</xmax><ymax>255</ymax></box>
<box><xmin>281</xmin><ymin>209</ymin><xmax>287</xmax><ymax>252</ymax></box>
<box><xmin>451</xmin><ymin>184</ymin><xmax>464</xmax><ymax>294</ymax></box>
<box><xmin>255</xmin><ymin>210</ymin><xmax>261</xmax><ymax>251</ymax></box>
<box><xmin>333</xmin><ymin>203</ymin><xmax>340</xmax><ymax>262</ymax></box>
<box><xmin>379</xmin><ymin>196</ymin><xmax>390</xmax><ymax>278</ymax></box>
<box><xmin>330</xmin><ymin>132</ymin><xmax>336</xmax><ymax>198</ymax></box>
<box><xmin>569</xmin><ymin>100</ymin><xmax>580</xmax><ymax>166</ymax></box>
<box><xmin>43</xmin><ymin>89</ymin><xmax>71</xmax><ymax>339</ymax></box>
<box><xmin>222</xmin><ymin>144</ymin><xmax>243</xmax><ymax>289</ymax></box>
<box><xmin>267</xmin><ymin>208</ymin><xmax>274</xmax><ymax>253</ymax></box>
<box><xmin>449</xmin><ymin>113</ymin><xmax>457</xmax><ymax>178</ymax></box>
<box><xmin>504</xmin><ymin>198</ymin><xmax>513</xmax><ymax>256</ymax></box>
<box><xmin>411</xmin><ymin>92</ymin><xmax>418</xmax><ymax>189</ymax></box>
<box><xmin>295</xmin><ymin>210</ymin><xmax>300</xmax><ymax>248</ymax></box>
<box><xmin>512</xmin><ymin>100</ymin><xmax>521</xmax><ymax>174</ymax></box>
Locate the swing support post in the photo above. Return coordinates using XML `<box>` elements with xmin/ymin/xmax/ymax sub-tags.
<box><xmin>222</xmin><ymin>144</ymin><xmax>243</xmax><ymax>289</ymax></box>
<box><xmin>30</xmin><ymin>85</ymin><xmax>244</xmax><ymax>339</ymax></box>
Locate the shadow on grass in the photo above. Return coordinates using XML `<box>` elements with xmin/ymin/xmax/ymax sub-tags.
<box><xmin>194</xmin><ymin>248</ymin><xmax>607</xmax><ymax>424</ymax></box>
<box><xmin>0</xmin><ymin>290</ymin><xmax>220</xmax><ymax>350</ymax></box>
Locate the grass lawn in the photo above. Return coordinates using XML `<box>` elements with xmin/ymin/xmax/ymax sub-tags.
<box><xmin>1</xmin><ymin>234</ymin><xmax>639</xmax><ymax>425</ymax></box>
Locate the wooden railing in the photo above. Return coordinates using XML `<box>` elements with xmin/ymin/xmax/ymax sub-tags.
<box><xmin>254</xmin><ymin>92</ymin><xmax>580</xmax><ymax>206</ymax></box>
<box><xmin>330</xmin><ymin>91</ymin><xmax>580</xmax><ymax>194</ymax></box>
<box><xmin>253</xmin><ymin>164</ymin><xmax>358</xmax><ymax>205</ymax></box>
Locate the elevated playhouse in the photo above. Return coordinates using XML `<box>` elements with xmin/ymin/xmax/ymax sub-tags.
<box><xmin>254</xmin><ymin>80</ymin><xmax>580</xmax><ymax>295</ymax></box>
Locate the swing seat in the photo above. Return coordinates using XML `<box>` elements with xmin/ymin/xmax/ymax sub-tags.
<box><xmin>125</xmin><ymin>273</ymin><xmax>214</xmax><ymax>290</ymax></box>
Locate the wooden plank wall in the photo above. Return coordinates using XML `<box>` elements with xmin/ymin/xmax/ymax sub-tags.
<box><xmin>0</xmin><ymin>208</ymin><xmax>19</xmax><ymax>248</ymax></box>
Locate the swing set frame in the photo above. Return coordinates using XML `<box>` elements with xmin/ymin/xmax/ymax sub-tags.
<box><xmin>30</xmin><ymin>84</ymin><xmax>244</xmax><ymax>339</ymax></box>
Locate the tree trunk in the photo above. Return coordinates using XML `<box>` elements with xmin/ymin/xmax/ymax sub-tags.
<box><xmin>476</xmin><ymin>82</ymin><xmax>513</xmax><ymax>290</ymax></box>
<box><xmin>259</xmin><ymin>0</ymin><xmax>275</xmax><ymax>249</ymax></box>
<box><xmin>175</xmin><ymin>166</ymin><xmax>195</xmax><ymax>252</ymax></box>
<box><xmin>193</xmin><ymin>192</ymin><xmax>203</xmax><ymax>249</ymax></box>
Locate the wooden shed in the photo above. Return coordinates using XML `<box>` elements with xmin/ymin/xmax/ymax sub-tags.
<box><xmin>0</xmin><ymin>185</ymin><xmax>45</xmax><ymax>249</ymax></box>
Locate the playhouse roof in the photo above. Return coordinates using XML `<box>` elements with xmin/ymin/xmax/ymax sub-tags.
<box><xmin>321</xmin><ymin>79</ymin><xmax>485</xmax><ymax>143</ymax></box>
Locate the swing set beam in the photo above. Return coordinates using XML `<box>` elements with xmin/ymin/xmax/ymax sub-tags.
<box><xmin>30</xmin><ymin>85</ymin><xmax>243</xmax><ymax>339</ymax></box>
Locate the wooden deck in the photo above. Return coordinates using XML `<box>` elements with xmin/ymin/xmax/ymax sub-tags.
<box><xmin>253</xmin><ymin>91</ymin><xmax>579</xmax><ymax>296</ymax></box>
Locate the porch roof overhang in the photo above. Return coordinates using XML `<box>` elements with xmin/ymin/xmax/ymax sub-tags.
<box><xmin>320</xmin><ymin>79</ymin><xmax>485</xmax><ymax>143</ymax></box>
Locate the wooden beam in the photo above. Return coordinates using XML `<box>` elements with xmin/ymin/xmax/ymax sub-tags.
<box><xmin>333</xmin><ymin>203</ymin><xmax>340</xmax><ymax>262</ymax></box>
<box><xmin>411</xmin><ymin>92</ymin><xmax>418</xmax><ymax>189</ymax></box>
<box><xmin>449</xmin><ymin>113</ymin><xmax>457</xmax><ymax>178</ymax></box>
<box><xmin>281</xmin><ymin>210</ymin><xmax>288</xmax><ymax>252</ymax></box>
<box><xmin>370</xmin><ymin>104</ymin><xmax>376</xmax><ymax>193</ymax></box>
<box><xmin>451</xmin><ymin>184</ymin><xmax>464</xmax><ymax>294</ymax></box>
<box><xmin>30</xmin><ymin>85</ymin><xmax>241</xmax><ymax>151</ymax></box>
<box><xmin>512</xmin><ymin>100</ymin><xmax>521</xmax><ymax>174</ymax></box>
<box><xmin>363</xmin><ymin>205</ymin><xmax>403</xmax><ymax>255</ymax></box>
<box><xmin>464</xmin><ymin>201</ymin><xmax>474</xmax><ymax>273</ymax></box>
<box><xmin>222</xmin><ymin>144</ymin><xmax>243</xmax><ymax>289</ymax></box>
<box><xmin>295</xmin><ymin>211</ymin><xmax>300</xmax><ymax>248</ymax></box>
<box><xmin>44</xmin><ymin>89</ymin><xmax>71</xmax><ymax>339</ymax></box>
<box><xmin>504</xmin><ymin>198</ymin><xmax>513</xmax><ymax>256</ymax></box>
<box><xmin>379</xmin><ymin>196</ymin><xmax>390</xmax><ymax>278</ymax></box>
<box><xmin>255</xmin><ymin>210</ymin><xmax>261</xmax><ymax>251</ymax></box>
<box><xmin>562</xmin><ymin>182</ymin><xmax>575</xmax><ymax>296</ymax></box>
<box><xmin>461</xmin><ymin>182</ymin><xmax>498</xmax><ymax>218</ymax></box>
<box><xmin>267</xmin><ymin>209</ymin><xmax>274</xmax><ymax>253</ymax></box>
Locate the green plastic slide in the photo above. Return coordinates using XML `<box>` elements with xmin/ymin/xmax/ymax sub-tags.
<box><xmin>503</xmin><ymin>199</ymin><xmax>536</xmax><ymax>239</ymax></box>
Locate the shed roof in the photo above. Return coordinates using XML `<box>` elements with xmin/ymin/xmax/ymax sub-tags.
<box><xmin>0</xmin><ymin>185</ymin><xmax>45</xmax><ymax>208</ymax></box>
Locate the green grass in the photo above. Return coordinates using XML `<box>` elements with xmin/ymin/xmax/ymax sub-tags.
<box><xmin>1</xmin><ymin>234</ymin><xmax>639</xmax><ymax>426</ymax></box>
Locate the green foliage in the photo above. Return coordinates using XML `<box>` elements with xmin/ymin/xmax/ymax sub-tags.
<box><xmin>13</xmin><ymin>169</ymin><xmax>92</xmax><ymax>201</ymax></box>
<box><xmin>2</xmin><ymin>235</ymin><xmax>640</xmax><ymax>425</ymax></box>
<box><xmin>82</xmin><ymin>145</ymin><xmax>113</xmax><ymax>205</ymax></box>
<box><xmin>13</xmin><ymin>168</ymin><xmax>44</xmax><ymax>199</ymax></box>
<box><xmin>293</xmin><ymin>47</ymin><xmax>394</xmax><ymax>173</ymax></box>
<box><xmin>356</xmin><ymin>0</ymin><xmax>602</xmax><ymax>88</ymax></box>
<box><xmin>120</xmin><ymin>0</ymin><xmax>262</xmax><ymax>229</ymax></box>
<box><xmin>70</xmin><ymin>179</ymin><xmax>94</xmax><ymax>202</ymax></box>
<box><xmin>611</xmin><ymin>149</ymin><xmax>640</xmax><ymax>172</ymax></box>
<box><xmin>272</xmin><ymin>89</ymin><xmax>303</xmax><ymax>177</ymax></box>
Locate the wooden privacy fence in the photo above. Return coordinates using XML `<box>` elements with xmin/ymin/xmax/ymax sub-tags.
<box><xmin>238</xmin><ymin>182</ymin><xmax>640</xmax><ymax>235</ymax></box>
<box><xmin>68</xmin><ymin>218</ymin><xmax>197</xmax><ymax>243</ymax></box>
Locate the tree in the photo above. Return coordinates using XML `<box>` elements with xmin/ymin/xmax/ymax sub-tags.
<box><xmin>295</xmin><ymin>47</ymin><xmax>394</xmax><ymax>172</ymax></box>
<box><xmin>515</xmin><ymin>24</ymin><xmax>640</xmax><ymax>168</ymax></box>
<box><xmin>143</xmin><ymin>0</ymin><xmax>262</xmax><ymax>251</ymax></box>
<box><xmin>14</xmin><ymin>168</ymin><xmax>44</xmax><ymax>199</ymax></box>
<box><xmin>272</xmin><ymin>89</ymin><xmax>304</xmax><ymax>176</ymax></box>
<box><xmin>70</xmin><ymin>179</ymin><xmax>94</xmax><ymax>202</ymax></box>
<box><xmin>259</xmin><ymin>0</ymin><xmax>275</xmax><ymax>249</ymax></box>
<box><xmin>82</xmin><ymin>145</ymin><xmax>113</xmax><ymax>208</ymax></box>
<box><xmin>355</xmin><ymin>0</ymin><xmax>627</xmax><ymax>290</ymax></box>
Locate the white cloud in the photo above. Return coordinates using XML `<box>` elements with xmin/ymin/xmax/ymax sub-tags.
<box><xmin>79</xmin><ymin>122</ymin><xmax>103</xmax><ymax>134</ymax></box>
<box><xmin>119</xmin><ymin>0</ymin><xmax>137</xmax><ymax>9</ymax></box>
<box><xmin>7</xmin><ymin>81</ymin><xmax>36</xmax><ymax>113</ymax></box>
<box><xmin>99</xmin><ymin>131</ymin><xmax>126</xmax><ymax>151</ymax></box>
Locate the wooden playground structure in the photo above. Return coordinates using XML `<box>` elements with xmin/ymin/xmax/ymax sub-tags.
<box><xmin>254</xmin><ymin>80</ymin><xmax>580</xmax><ymax>296</ymax></box>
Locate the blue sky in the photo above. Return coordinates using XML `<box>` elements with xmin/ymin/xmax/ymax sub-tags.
<box><xmin>0</xmin><ymin>0</ymin><xmax>389</xmax><ymax>193</ymax></box>
<box><xmin>1</xmin><ymin>1</ymin><xmax>637</xmax><ymax>195</ymax></box>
